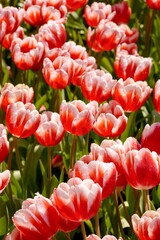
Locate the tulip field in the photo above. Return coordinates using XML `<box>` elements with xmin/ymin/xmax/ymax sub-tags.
<box><xmin>1</xmin><ymin>0</ymin><xmax>160</xmax><ymax>239</ymax></box>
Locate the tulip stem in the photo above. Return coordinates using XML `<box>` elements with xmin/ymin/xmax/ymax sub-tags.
<box><xmin>14</xmin><ymin>137</ymin><xmax>22</xmax><ymax>176</ymax></box>
<box><xmin>48</xmin><ymin>146</ymin><xmax>52</xmax><ymax>182</ymax></box>
<box><xmin>113</xmin><ymin>190</ymin><xmax>125</xmax><ymax>239</ymax></box>
<box><xmin>142</xmin><ymin>189</ymin><xmax>151</xmax><ymax>212</ymax></box>
<box><xmin>95</xmin><ymin>212</ymin><xmax>101</xmax><ymax>237</ymax></box>
<box><xmin>70</xmin><ymin>135</ymin><xmax>77</xmax><ymax>170</ymax></box>
<box><xmin>81</xmin><ymin>221</ymin><xmax>87</xmax><ymax>240</ymax></box>
<box><xmin>7</xmin><ymin>138</ymin><xmax>15</xmax><ymax>170</ymax></box>
<box><xmin>118</xmin><ymin>191</ymin><xmax>132</xmax><ymax>227</ymax></box>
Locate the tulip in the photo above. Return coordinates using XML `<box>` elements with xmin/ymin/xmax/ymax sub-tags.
<box><xmin>119</xmin><ymin>24</ymin><xmax>139</xmax><ymax>44</ymax></box>
<box><xmin>34</xmin><ymin>111</ymin><xmax>65</xmax><ymax>146</ymax></box>
<box><xmin>115</xmin><ymin>43</ymin><xmax>138</xmax><ymax>58</ymax></box>
<box><xmin>62</xmin><ymin>41</ymin><xmax>88</xmax><ymax>60</ymax></box>
<box><xmin>111</xmin><ymin>1</ymin><xmax>132</xmax><ymax>25</ymax></box>
<box><xmin>81</xmin><ymin>69</ymin><xmax>116</xmax><ymax>103</ymax></box>
<box><xmin>146</xmin><ymin>0</ymin><xmax>160</xmax><ymax>9</ymax></box>
<box><xmin>93</xmin><ymin>100</ymin><xmax>127</xmax><ymax>138</ymax></box>
<box><xmin>23</xmin><ymin>0</ymin><xmax>67</xmax><ymax>26</ymax></box>
<box><xmin>123</xmin><ymin>137</ymin><xmax>142</xmax><ymax>152</ymax></box>
<box><xmin>0</xmin><ymin>83</ymin><xmax>34</xmax><ymax>112</ymax></box>
<box><xmin>0</xmin><ymin>5</ymin><xmax>23</xmax><ymax>43</ymax></box>
<box><xmin>87</xmin><ymin>20</ymin><xmax>124</xmax><ymax>52</ymax></box>
<box><xmin>153</xmin><ymin>79</ymin><xmax>160</xmax><ymax>113</ymax></box>
<box><xmin>2</xmin><ymin>26</ymin><xmax>24</xmax><ymax>50</ymax></box>
<box><xmin>6</xmin><ymin>102</ymin><xmax>40</xmax><ymax>138</ymax></box>
<box><xmin>66</xmin><ymin>0</ymin><xmax>88</xmax><ymax>12</ymax></box>
<box><xmin>70</xmin><ymin>160</ymin><xmax>117</xmax><ymax>199</ymax></box>
<box><xmin>87</xmin><ymin>234</ymin><xmax>123</xmax><ymax>240</ymax></box>
<box><xmin>5</xmin><ymin>228</ymin><xmax>25</xmax><ymax>240</ymax></box>
<box><xmin>114</xmin><ymin>54</ymin><xmax>152</xmax><ymax>81</ymax></box>
<box><xmin>99</xmin><ymin>139</ymin><xmax>127</xmax><ymax>190</ymax></box>
<box><xmin>37</xmin><ymin>20</ymin><xmax>66</xmax><ymax>50</ymax></box>
<box><xmin>0</xmin><ymin>170</ymin><xmax>10</xmax><ymax>194</ymax></box>
<box><xmin>43</xmin><ymin>54</ymin><xmax>86</xmax><ymax>88</ymax></box>
<box><xmin>52</xmin><ymin>177</ymin><xmax>102</xmax><ymax>222</ymax></box>
<box><xmin>132</xmin><ymin>209</ymin><xmax>160</xmax><ymax>240</ymax></box>
<box><xmin>84</xmin><ymin>3</ymin><xmax>114</xmax><ymax>27</ymax></box>
<box><xmin>60</xmin><ymin>100</ymin><xmax>98</xmax><ymax>136</ymax></box>
<box><xmin>141</xmin><ymin>122</ymin><xmax>160</xmax><ymax>155</ymax></box>
<box><xmin>10</xmin><ymin>36</ymin><xmax>45</xmax><ymax>71</ymax></box>
<box><xmin>12</xmin><ymin>194</ymin><xmax>59</xmax><ymax>239</ymax></box>
<box><xmin>112</xmin><ymin>78</ymin><xmax>152</xmax><ymax>112</ymax></box>
<box><xmin>0</xmin><ymin>124</ymin><xmax>9</xmax><ymax>163</ymax></box>
<box><xmin>121</xmin><ymin>148</ymin><xmax>160</xmax><ymax>190</ymax></box>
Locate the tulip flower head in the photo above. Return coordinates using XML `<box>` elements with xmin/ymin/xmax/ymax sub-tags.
<box><xmin>121</xmin><ymin>148</ymin><xmax>160</xmax><ymax>190</ymax></box>
<box><xmin>84</xmin><ymin>3</ymin><xmax>114</xmax><ymax>28</ymax></box>
<box><xmin>66</xmin><ymin>0</ymin><xmax>88</xmax><ymax>12</ymax></box>
<box><xmin>0</xmin><ymin>170</ymin><xmax>10</xmax><ymax>194</ymax></box>
<box><xmin>6</xmin><ymin>102</ymin><xmax>40</xmax><ymax>138</ymax></box>
<box><xmin>141</xmin><ymin>122</ymin><xmax>160</xmax><ymax>155</ymax></box>
<box><xmin>52</xmin><ymin>177</ymin><xmax>102</xmax><ymax>222</ymax></box>
<box><xmin>12</xmin><ymin>194</ymin><xmax>60</xmax><ymax>239</ymax></box>
<box><xmin>112</xmin><ymin>78</ymin><xmax>152</xmax><ymax>112</ymax></box>
<box><xmin>70</xmin><ymin>160</ymin><xmax>117</xmax><ymax>199</ymax></box>
<box><xmin>153</xmin><ymin>79</ymin><xmax>160</xmax><ymax>114</ymax></box>
<box><xmin>10</xmin><ymin>36</ymin><xmax>45</xmax><ymax>71</ymax></box>
<box><xmin>0</xmin><ymin>83</ymin><xmax>34</xmax><ymax>112</ymax></box>
<box><xmin>132</xmin><ymin>208</ymin><xmax>160</xmax><ymax>240</ymax></box>
<box><xmin>34</xmin><ymin>111</ymin><xmax>65</xmax><ymax>146</ymax></box>
<box><xmin>146</xmin><ymin>0</ymin><xmax>160</xmax><ymax>9</ymax></box>
<box><xmin>0</xmin><ymin>124</ymin><xmax>9</xmax><ymax>163</ymax></box>
<box><xmin>93</xmin><ymin>100</ymin><xmax>127</xmax><ymax>138</ymax></box>
<box><xmin>81</xmin><ymin>69</ymin><xmax>116</xmax><ymax>103</ymax></box>
<box><xmin>111</xmin><ymin>1</ymin><xmax>132</xmax><ymax>25</ymax></box>
<box><xmin>60</xmin><ymin>100</ymin><xmax>98</xmax><ymax>136</ymax></box>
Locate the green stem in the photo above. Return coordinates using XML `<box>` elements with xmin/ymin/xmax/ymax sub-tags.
<box><xmin>48</xmin><ymin>146</ymin><xmax>52</xmax><ymax>182</ymax></box>
<box><xmin>13</xmin><ymin>137</ymin><xmax>22</xmax><ymax>176</ymax></box>
<box><xmin>64</xmin><ymin>233</ymin><xmax>71</xmax><ymax>240</ymax></box>
<box><xmin>113</xmin><ymin>190</ymin><xmax>125</xmax><ymax>239</ymax></box>
<box><xmin>7</xmin><ymin>138</ymin><xmax>15</xmax><ymax>170</ymax></box>
<box><xmin>81</xmin><ymin>221</ymin><xmax>87</xmax><ymax>240</ymax></box>
<box><xmin>142</xmin><ymin>189</ymin><xmax>151</xmax><ymax>212</ymax></box>
<box><xmin>70</xmin><ymin>135</ymin><xmax>77</xmax><ymax>170</ymax></box>
<box><xmin>118</xmin><ymin>191</ymin><xmax>132</xmax><ymax>227</ymax></box>
<box><xmin>145</xmin><ymin>8</ymin><xmax>154</xmax><ymax>56</ymax></box>
<box><xmin>95</xmin><ymin>212</ymin><xmax>101</xmax><ymax>237</ymax></box>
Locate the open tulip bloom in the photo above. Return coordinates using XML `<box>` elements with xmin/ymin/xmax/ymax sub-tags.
<box><xmin>1</xmin><ymin>1</ymin><xmax>160</xmax><ymax>240</ymax></box>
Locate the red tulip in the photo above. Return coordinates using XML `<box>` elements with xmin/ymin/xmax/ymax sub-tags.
<box><xmin>99</xmin><ymin>139</ymin><xmax>127</xmax><ymax>190</ymax></box>
<box><xmin>146</xmin><ymin>0</ymin><xmax>160</xmax><ymax>9</ymax></box>
<box><xmin>43</xmin><ymin>55</ymin><xmax>86</xmax><ymax>89</ymax></box>
<box><xmin>62</xmin><ymin>41</ymin><xmax>88</xmax><ymax>60</ymax></box>
<box><xmin>0</xmin><ymin>124</ymin><xmax>9</xmax><ymax>163</ymax></box>
<box><xmin>93</xmin><ymin>100</ymin><xmax>127</xmax><ymax>138</ymax></box>
<box><xmin>6</xmin><ymin>102</ymin><xmax>40</xmax><ymax>138</ymax></box>
<box><xmin>0</xmin><ymin>83</ymin><xmax>34</xmax><ymax>112</ymax></box>
<box><xmin>112</xmin><ymin>1</ymin><xmax>131</xmax><ymax>25</ymax></box>
<box><xmin>2</xmin><ymin>26</ymin><xmax>24</xmax><ymax>50</ymax></box>
<box><xmin>112</xmin><ymin>78</ymin><xmax>152</xmax><ymax>112</ymax></box>
<box><xmin>0</xmin><ymin>6</ymin><xmax>23</xmax><ymax>43</ymax></box>
<box><xmin>116</xmin><ymin>43</ymin><xmax>138</xmax><ymax>58</ymax></box>
<box><xmin>53</xmin><ymin>177</ymin><xmax>102</xmax><ymax>222</ymax></box>
<box><xmin>66</xmin><ymin>0</ymin><xmax>88</xmax><ymax>12</ymax></box>
<box><xmin>141</xmin><ymin>122</ymin><xmax>160</xmax><ymax>155</ymax></box>
<box><xmin>70</xmin><ymin>160</ymin><xmax>117</xmax><ymax>199</ymax></box>
<box><xmin>34</xmin><ymin>111</ymin><xmax>65</xmax><ymax>146</ymax></box>
<box><xmin>87</xmin><ymin>234</ymin><xmax>123</xmax><ymax>240</ymax></box>
<box><xmin>153</xmin><ymin>79</ymin><xmax>160</xmax><ymax>113</ymax></box>
<box><xmin>81</xmin><ymin>69</ymin><xmax>116</xmax><ymax>103</ymax></box>
<box><xmin>12</xmin><ymin>194</ymin><xmax>59</xmax><ymax>239</ymax></box>
<box><xmin>60</xmin><ymin>100</ymin><xmax>98</xmax><ymax>136</ymax></box>
<box><xmin>5</xmin><ymin>228</ymin><xmax>25</xmax><ymax>240</ymax></box>
<box><xmin>23</xmin><ymin>0</ymin><xmax>67</xmax><ymax>26</ymax></box>
<box><xmin>0</xmin><ymin>170</ymin><xmax>10</xmax><ymax>194</ymax></box>
<box><xmin>119</xmin><ymin>24</ymin><xmax>139</xmax><ymax>44</ymax></box>
<box><xmin>37</xmin><ymin>20</ymin><xmax>66</xmax><ymax>50</ymax></box>
<box><xmin>84</xmin><ymin>3</ymin><xmax>114</xmax><ymax>27</ymax></box>
<box><xmin>132</xmin><ymin>209</ymin><xmax>160</xmax><ymax>240</ymax></box>
<box><xmin>121</xmin><ymin>148</ymin><xmax>160</xmax><ymax>190</ymax></box>
<box><xmin>123</xmin><ymin>137</ymin><xmax>142</xmax><ymax>152</ymax></box>
<box><xmin>10</xmin><ymin>36</ymin><xmax>45</xmax><ymax>71</ymax></box>
<box><xmin>114</xmin><ymin>54</ymin><xmax>152</xmax><ymax>81</ymax></box>
<box><xmin>87</xmin><ymin>20</ymin><xmax>124</xmax><ymax>52</ymax></box>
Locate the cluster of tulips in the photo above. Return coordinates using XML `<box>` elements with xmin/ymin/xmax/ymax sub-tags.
<box><xmin>1</xmin><ymin>0</ymin><xmax>160</xmax><ymax>239</ymax></box>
